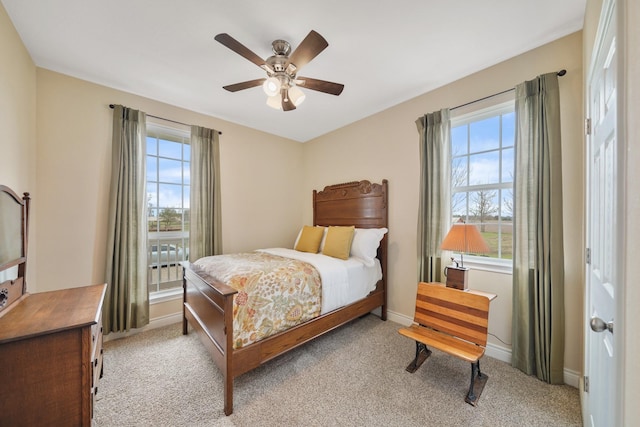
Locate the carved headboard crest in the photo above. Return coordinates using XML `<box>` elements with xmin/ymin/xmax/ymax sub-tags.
<box><xmin>314</xmin><ymin>180</ymin><xmax>384</xmax><ymax>201</ymax></box>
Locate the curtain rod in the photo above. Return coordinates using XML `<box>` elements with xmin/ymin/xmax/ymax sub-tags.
<box><xmin>108</xmin><ymin>104</ymin><xmax>222</xmax><ymax>135</ymax></box>
<box><xmin>450</xmin><ymin>69</ymin><xmax>567</xmax><ymax>111</ymax></box>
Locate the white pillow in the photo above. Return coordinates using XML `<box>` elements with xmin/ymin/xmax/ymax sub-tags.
<box><xmin>350</xmin><ymin>227</ymin><xmax>388</xmax><ymax>266</ymax></box>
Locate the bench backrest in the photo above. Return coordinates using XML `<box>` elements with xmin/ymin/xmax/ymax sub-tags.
<box><xmin>414</xmin><ymin>282</ymin><xmax>490</xmax><ymax>347</ymax></box>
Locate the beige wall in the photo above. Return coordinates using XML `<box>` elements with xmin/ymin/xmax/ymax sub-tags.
<box><xmin>303</xmin><ymin>32</ymin><xmax>585</xmax><ymax>376</ymax></box>
<box><xmin>0</xmin><ymin>3</ymin><xmax>38</xmax><ymax>286</ymax></box>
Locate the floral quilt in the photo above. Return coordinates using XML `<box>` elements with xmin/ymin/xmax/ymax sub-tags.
<box><xmin>193</xmin><ymin>252</ymin><xmax>322</xmax><ymax>349</ymax></box>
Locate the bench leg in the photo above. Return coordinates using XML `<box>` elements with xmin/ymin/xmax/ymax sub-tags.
<box><xmin>405</xmin><ymin>341</ymin><xmax>431</xmax><ymax>373</ymax></box>
<box><xmin>465</xmin><ymin>360</ymin><xmax>489</xmax><ymax>406</ymax></box>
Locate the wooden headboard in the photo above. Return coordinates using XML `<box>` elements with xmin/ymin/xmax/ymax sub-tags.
<box><xmin>313</xmin><ymin>179</ymin><xmax>388</xmax><ymax>312</ymax></box>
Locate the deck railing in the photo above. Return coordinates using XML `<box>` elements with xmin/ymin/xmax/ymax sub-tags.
<box><xmin>147</xmin><ymin>231</ymin><xmax>189</xmax><ymax>294</ymax></box>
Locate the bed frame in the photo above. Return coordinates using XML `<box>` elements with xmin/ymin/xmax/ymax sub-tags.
<box><xmin>182</xmin><ymin>179</ymin><xmax>388</xmax><ymax>415</ymax></box>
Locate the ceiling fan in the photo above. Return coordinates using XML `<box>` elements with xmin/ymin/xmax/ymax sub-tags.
<box><xmin>215</xmin><ymin>30</ymin><xmax>344</xmax><ymax>111</ymax></box>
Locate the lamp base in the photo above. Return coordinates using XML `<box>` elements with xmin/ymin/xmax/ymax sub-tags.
<box><xmin>444</xmin><ymin>266</ymin><xmax>469</xmax><ymax>290</ymax></box>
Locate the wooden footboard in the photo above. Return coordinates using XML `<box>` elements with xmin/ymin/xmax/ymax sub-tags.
<box><xmin>182</xmin><ymin>263</ymin><xmax>236</xmax><ymax>415</ymax></box>
<box><xmin>183</xmin><ymin>261</ymin><xmax>385</xmax><ymax>415</ymax></box>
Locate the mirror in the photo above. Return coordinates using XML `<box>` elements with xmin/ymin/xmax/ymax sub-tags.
<box><xmin>0</xmin><ymin>189</ymin><xmax>23</xmax><ymax>268</ymax></box>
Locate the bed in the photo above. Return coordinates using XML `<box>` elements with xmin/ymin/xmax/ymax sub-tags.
<box><xmin>182</xmin><ymin>179</ymin><xmax>388</xmax><ymax>415</ymax></box>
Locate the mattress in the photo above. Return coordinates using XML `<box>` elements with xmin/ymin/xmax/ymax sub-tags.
<box><xmin>259</xmin><ymin>248</ymin><xmax>382</xmax><ymax>314</ymax></box>
<box><xmin>192</xmin><ymin>248</ymin><xmax>382</xmax><ymax>349</ymax></box>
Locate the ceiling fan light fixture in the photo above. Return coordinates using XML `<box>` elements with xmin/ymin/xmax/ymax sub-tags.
<box><xmin>263</xmin><ymin>77</ymin><xmax>281</xmax><ymax>96</ymax></box>
<box><xmin>288</xmin><ymin>86</ymin><xmax>306</xmax><ymax>106</ymax></box>
<box><xmin>266</xmin><ymin>93</ymin><xmax>282</xmax><ymax>110</ymax></box>
<box><xmin>215</xmin><ymin>30</ymin><xmax>343</xmax><ymax>111</ymax></box>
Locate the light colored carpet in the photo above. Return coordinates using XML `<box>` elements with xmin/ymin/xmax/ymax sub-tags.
<box><xmin>94</xmin><ymin>315</ymin><xmax>581</xmax><ymax>426</ymax></box>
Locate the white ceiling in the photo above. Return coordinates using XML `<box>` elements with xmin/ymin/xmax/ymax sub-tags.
<box><xmin>2</xmin><ymin>0</ymin><xmax>586</xmax><ymax>142</ymax></box>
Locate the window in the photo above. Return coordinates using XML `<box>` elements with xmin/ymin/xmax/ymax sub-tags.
<box><xmin>146</xmin><ymin>123</ymin><xmax>190</xmax><ymax>295</ymax></box>
<box><xmin>450</xmin><ymin>101</ymin><xmax>514</xmax><ymax>264</ymax></box>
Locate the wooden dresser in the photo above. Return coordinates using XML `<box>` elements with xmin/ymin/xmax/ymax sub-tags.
<box><xmin>0</xmin><ymin>283</ymin><xmax>106</xmax><ymax>426</ymax></box>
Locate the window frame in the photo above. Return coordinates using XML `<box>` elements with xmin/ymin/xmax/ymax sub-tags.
<box><xmin>146</xmin><ymin>121</ymin><xmax>191</xmax><ymax>299</ymax></box>
<box><xmin>450</xmin><ymin>99</ymin><xmax>515</xmax><ymax>274</ymax></box>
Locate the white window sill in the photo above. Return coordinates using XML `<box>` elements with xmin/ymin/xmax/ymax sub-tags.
<box><xmin>150</xmin><ymin>287</ymin><xmax>182</xmax><ymax>304</ymax></box>
<box><xmin>460</xmin><ymin>257</ymin><xmax>513</xmax><ymax>275</ymax></box>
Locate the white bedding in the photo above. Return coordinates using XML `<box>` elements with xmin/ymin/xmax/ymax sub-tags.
<box><xmin>258</xmin><ymin>248</ymin><xmax>382</xmax><ymax>314</ymax></box>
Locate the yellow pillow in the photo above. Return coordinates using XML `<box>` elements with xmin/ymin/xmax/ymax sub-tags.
<box><xmin>322</xmin><ymin>226</ymin><xmax>355</xmax><ymax>260</ymax></box>
<box><xmin>294</xmin><ymin>226</ymin><xmax>324</xmax><ymax>253</ymax></box>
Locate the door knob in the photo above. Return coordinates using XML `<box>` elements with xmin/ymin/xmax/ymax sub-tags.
<box><xmin>590</xmin><ymin>316</ymin><xmax>614</xmax><ymax>334</ymax></box>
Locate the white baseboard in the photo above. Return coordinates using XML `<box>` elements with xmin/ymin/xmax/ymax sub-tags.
<box><xmin>485</xmin><ymin>342</ymin><xmax>512</xmax><ymax>363</ymax></box>
<box><xmin>563</xmin><ymin>368</ymin><xmax>580</xmax><ymax>388</ymax></box>
<box><xmin>385</xmin><ymin>309</ymin><xmax>579</xmax><ymax>388</ymax></box>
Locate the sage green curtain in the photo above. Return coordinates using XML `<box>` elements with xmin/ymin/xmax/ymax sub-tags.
<box><xmin>512</xmin><ymin>73</ymin><xmax>565</xmax><ymax>384</ymax></box>
<box><xmin>104</xmin><ymin>105</ymin><xmax>148</xmax><ymax>333</ymax></box>
<box><xmin>416</xmin><ymin>109</ymin><xmax>451</xmax><ymax>283</ymax></box>
<box><xmin>189</xmin><ymin>125</ymin><xmax>222</xmax><ymax>261</ymax></box>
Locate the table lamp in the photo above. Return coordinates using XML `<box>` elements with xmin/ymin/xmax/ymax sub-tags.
<box><xmin>440</xmin><ymin>223</ymin><xmax>490</xmax><ymax>290</ymax></box>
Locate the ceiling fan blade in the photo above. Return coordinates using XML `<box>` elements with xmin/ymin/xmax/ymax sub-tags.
<box><xmin>281</xmin><ymin>88</ymin><xmax>296</xmax><ymax>111</ymax></box>
<box><xmin>215</xmin><ymin>33</ymin><xmax>272</xmax><ymax>72</ymax></box>
<box><xmin>296</xmin><ymin>77</ymin><xmax>344</xmax><ymax>96</ymax></box>
<box><xmin>286</xmin><ymin>30</ymin><xmax>328</xmax><ymax>72</ymax></box>
<box><xmin>222</xmin><ymin>78</ymin><xmax>266</xmax><ymax>92</ymax></box>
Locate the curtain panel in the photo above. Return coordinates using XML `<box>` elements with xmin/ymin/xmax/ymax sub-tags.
<box><xmin>416</xmin><ymin>109</ymin><xmax>451</xmax><ymax>283</ymax></box>
<box><xmin>104</xmin><ymin>105</ymin><xmax>149</xmax><ymax>333</ymax></box>
<box><xmin>512</xmin><ymin>73</ymin><xmax>565</xmax><ymax>384</ymax></box>
<box><xmin>189</xmin><ymin>125</ymin><xmax>222</xmax><ymax>261</ymax></box>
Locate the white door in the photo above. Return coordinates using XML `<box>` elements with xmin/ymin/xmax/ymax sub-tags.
<box><xmin>584</xmin><ymin>0</ymin><xmax>619</xmax><ymax>426</ymax></box>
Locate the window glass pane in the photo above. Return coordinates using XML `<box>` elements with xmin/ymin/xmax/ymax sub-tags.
<box><xmin>451</xmin><ymin>126</ymin><xmax>468</xmax><ymax>156</ymax></box>
<box><xmin>158</xmin><ymin>183</ymin><xmax>183</xmax><ymax>208</ymax></box>
<box><xmin>158</xmin><ymin>139</ymin><xmax>182</xmax><ymax>159</ymax></box>
<box><xmin>147</xmin><ymin>185</ymin><xmax>158</xmax><ymax>205</ymax></box>
<box><xmin>147</xmin><ymin>137</ymin><xmax>157</xmax><ymax>155</ymax></box>
<box><xmin>478</xmin><ymin>225</ymin><xmax>498</xmax><ymax>257</ymax></box>
<box><xmin>502</xmin><ymin>148</ymin><xmax>514</xmax><ymax>183</ymax></box>
<box><xmin>469</xmin><ymin>151</ymin><xmax>500</xmax><ymax>185</ymax></box>
<box><xmin>451</xmin><ymin>156</ymin><xmax>467</xmax><ymax>188</ymax></box>
<box><xmin>183</xmin><ymin>185</ymin><xmax>190</xmax><ymax>209</ymax></box>
<box><xmin>146</xmin><ymin>157</ymin><xmax>157</xmax><ymax>182</ymax></box>
<box><xmin>157</xmin><ymin>207</ymin><xmax>181</xmax><ymax>231</ymax></box>
<box><xmin>451</xmin><ymin>191</ymin><xmax>468</xmax><ymax>219</ymax></box>
<box><xmin>502</xmin><ymin>112</ymin><xmax>515</xmax><ymax>147</ymax></box>
<box><xmin>470</xmin><ymin>116</ymin><xmax>500</xmax><ymax>152</ymax></box>
<box><xmin>470</xmin><ymin>190</ymin><xmax>499</xmax><ymax>230</ymax></box>
<box><xmin>148</xmin><ymin>208</ymin><xmax>159</xmax><ymax>232</ymax></box>
<box><xmin>183</xmin><ymin>143</ymin><xmax>191</xmax><ymax>160</ymax></box>
<box><xmin>158</xmin><ymin>158</ymin><xmax>184</xmax><ymax>184</ymax></box>
<box><xmin>183</xmin><ymin>162</ymin><xmax>190</xmax><ymax>185</ymax></box>
<box><xmin>502</xmin><ymin>190</ymin><xmax>514</xmax><ymax>220</ymax></box>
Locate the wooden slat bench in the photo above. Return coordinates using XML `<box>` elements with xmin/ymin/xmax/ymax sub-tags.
<box><xmin>398</xmin><ymin>282</ymin><xmax>492</xmax><ymax>406</ymax></box>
